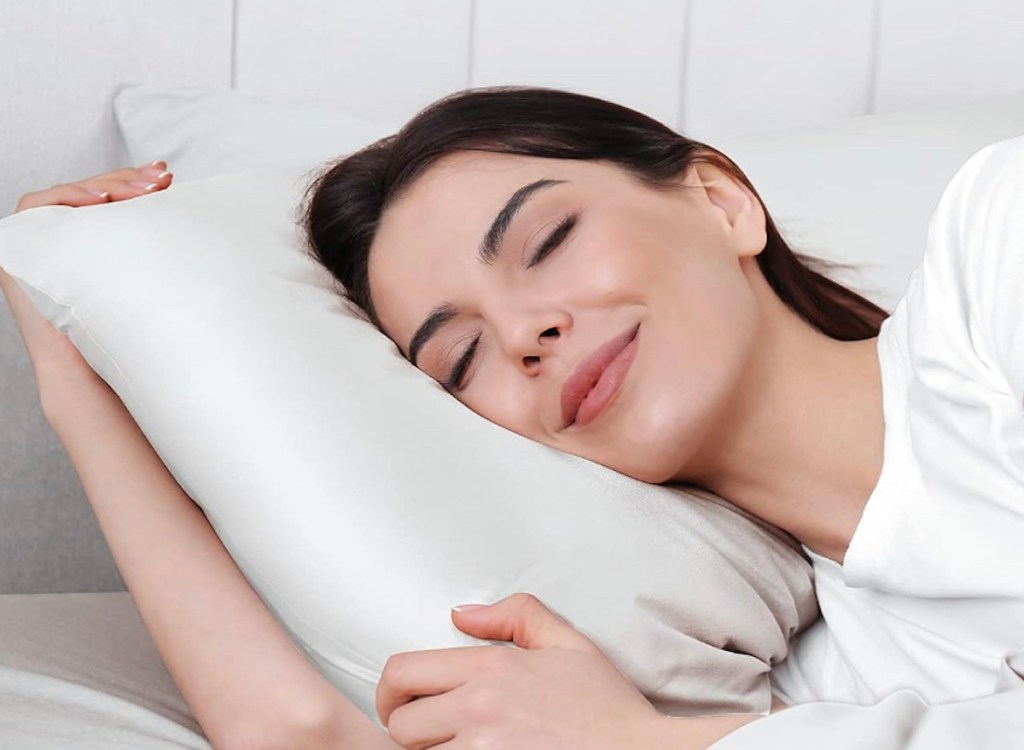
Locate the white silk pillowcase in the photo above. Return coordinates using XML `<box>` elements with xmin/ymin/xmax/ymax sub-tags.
<box><xmin>0</xmin><ymin>166</ymin><xmax>817</xmax><ymax>723</ymax></box>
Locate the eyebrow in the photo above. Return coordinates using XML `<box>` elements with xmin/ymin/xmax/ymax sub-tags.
<box><xmin>407</xmin><ymin>177</ymin><xmax>566</xmax><ymax>367</ymax></box>
<box><xmin>479</xmin><ymin>178</ymin><xmax>565</xmax><ymax>264</ymax></box>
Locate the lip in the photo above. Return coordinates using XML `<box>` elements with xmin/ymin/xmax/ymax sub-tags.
<box><xmin>560</xmin><ymin>323</ymin><xmax>640</xmax><ymax>430</ymax></box>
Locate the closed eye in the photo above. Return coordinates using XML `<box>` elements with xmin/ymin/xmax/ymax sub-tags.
<box><xmin>442</xmin><ymin>333</ymin><xmax>481</xmax><ymax>392</ymax></box>
<box><xmin>526</xmin><ymin>212</ymin><xmax>578</xmax><ymax>269</ymax></box>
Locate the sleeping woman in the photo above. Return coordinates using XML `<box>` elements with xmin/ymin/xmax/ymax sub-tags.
<box><xmin>3</xmin><ymin>86</ymin><xmax>1022</xmax><ymax>749</ymax></box>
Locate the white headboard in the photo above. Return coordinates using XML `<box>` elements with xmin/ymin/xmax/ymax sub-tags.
<box><xmin>2</xmin><ymin>0</ymin><xmax>1024</xmax><ymax>216</ymax></box>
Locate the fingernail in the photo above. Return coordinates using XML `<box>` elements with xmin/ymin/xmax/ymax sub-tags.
<box><xmin>452</xmin><ymin>604</ymin><xmax>489</xmax><ymax>612</ymax></box>
<box><xmin>149</xmin><ymin>160</ymin><xmax>167</xmax><ymax>168</ymax></box>
<box><xmin>156</xmin><ymin>171</ymin><xmax>172</xmax><ymax>180</ymax></box>
<box><xmin>85</xmin><ymin>189</ymin><xmax>110</xmax><ymax>198</ymax></box>
<box><xmin>130</xmin><ymin>180</ymin><xmax>160</xmax><ymax>191</ymax></box>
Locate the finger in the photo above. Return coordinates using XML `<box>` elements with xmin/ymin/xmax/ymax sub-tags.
<box><xmin>82</xmin><ymin>170</ymin><xmax>173</xmax><ymax>201</ymax></box>
<box><xmin>15</xmin><ymin>184</ymin><xmax>112</xmax><ymax>212</ymax></box>
<box><xmin>376</xmin><ymin>646</ymin><xmax>502</xmax><ymax>726</ymax></box>
<box><xmin>450</xmin><ymin>593</ymin><xmax>600</xmax><ymax>653</ymax></box>
<box><xmin>68</xmin><ymin>162</ymin><xmax>172</xmax><ymax>198</ymax></box>
<box><xmin>386</xmin><ymin>690</ymin><xmax>462</xmax><ymax>750</ymax></box>
<box><xmin>126</xmin><ymin>161</ymin><xmax>173</xmax><ymax>185</ymax></box>
<box><xmin>84</xmin><ymin>161</ymin><xmax>170</xmax><ymax>183</ymax></box>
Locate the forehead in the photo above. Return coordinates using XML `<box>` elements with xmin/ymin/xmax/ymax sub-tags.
<box><xmin>367</xmin><ymin>152</ymin><xmax>624</xmax><ymax>349</ymax></box>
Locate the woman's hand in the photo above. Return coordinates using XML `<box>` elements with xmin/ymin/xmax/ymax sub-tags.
<box><xmin>376</xmin><ymin>593</ymin><xmax>761</xmax><ymax>750</ymax></box>
<box><xmin>14</xmin><ymin>160</ymin><xmax>173</xmax><ymax>212</ymax></box>
<box><xmin>0</xmin><ymin>161</ymin><xmax>173</xmax><ymax>414</ymax></box>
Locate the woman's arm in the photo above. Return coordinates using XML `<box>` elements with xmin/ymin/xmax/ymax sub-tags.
<box><xmin>42</xmin><ymin>379</ymin><xmax>396</xmax><ymax>750</ymax></box>
<box><xmin>1</xmin><ymin>164</ymin><xmax>399</xmax><ymax>750</ymax></box>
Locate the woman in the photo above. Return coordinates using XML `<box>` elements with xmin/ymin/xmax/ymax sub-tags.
<box><xmin>300</xmin><ymin>86</ymin><xmax>1024</xmax><ymax>731</ymax></box>
<box><xmin>4</xmin><ymin>86</ymin><xmax>1022</xmax><ymax>748</ymax></box>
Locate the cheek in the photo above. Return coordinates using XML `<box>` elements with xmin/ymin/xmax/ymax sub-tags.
<box><xmin>555</xmin><ymin>228</ymin><xmax>663</xmax><ymax>305</ymax></box>
<box><xmin>563</xmin><ymin>265</ymin><xmax>760</xmax><ymax>484</ymax></box>
<box><xmin>572</xmin><ymin>204</ymin><xmax>700</xmax><ymax>301</ymax></box>
<box><xmin>461</xmin><ymin>366</ymin><xmax>549</xmax><ymax>440</ymax></box>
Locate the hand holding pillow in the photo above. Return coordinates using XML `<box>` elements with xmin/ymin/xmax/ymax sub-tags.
<box><xmin>377</xmin><ymin>593</ymin><xmax>762</xmax><ymax>750</ymax></box>
<box><xmin>1</xmin><ymin>162</ymin><xmax>174</xmax><ymax>407</ymax></box>
<box><xmin>14</xmin><ymin>161</ymin><xmax>173</xmax><ymax>212</ymax></box>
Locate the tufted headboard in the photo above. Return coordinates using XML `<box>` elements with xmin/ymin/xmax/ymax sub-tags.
<box><xmin>2</xmin><ymin>0</ymin><xmax>1024</xmax><ymax>593</ymax></box>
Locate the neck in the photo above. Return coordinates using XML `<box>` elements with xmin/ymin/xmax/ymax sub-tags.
<box><xmin>676</xmin><ymin>272</ymin><xmax>886</xmax><ymax>564</ymax></box>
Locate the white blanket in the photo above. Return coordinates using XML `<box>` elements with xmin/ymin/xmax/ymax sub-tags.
<box><xmin>717</xmin><ymin>653</ymin><xmax>1024</xmax><ymax>748</ymax></box>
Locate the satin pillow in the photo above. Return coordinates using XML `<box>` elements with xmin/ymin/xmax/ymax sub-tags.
<box><xmin>0</xmin><ymin>164</ymin><xmax>816</xmax><ymax>722</ymax></box>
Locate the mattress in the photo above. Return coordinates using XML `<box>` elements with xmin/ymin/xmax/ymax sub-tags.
<box><xmin>0</xmin><ymin>592</ymin><xmax>210</xmax><ymax>749</ymax></box>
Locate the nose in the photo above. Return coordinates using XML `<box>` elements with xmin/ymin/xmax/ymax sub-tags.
<box><xmin>499</xmin><ymin>310</ymin><xmax>570</xmax><ymax>375</ymax></box>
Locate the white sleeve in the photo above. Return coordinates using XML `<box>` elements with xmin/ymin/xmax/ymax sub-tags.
<box><xmin>926</xmin><ymin>134</ymin><xmax>1024</xmax><ymax>405</ymax></box>
<box><xmin>711</xmin><ymin>653</ymin><xmax>1024</xmax><ymax>750</ymax></box>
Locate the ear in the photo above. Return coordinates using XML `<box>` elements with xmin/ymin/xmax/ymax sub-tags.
<box><xmin>691</xmin><ymin>162</ymin><xmax>767</xmax><ymax>259</ymax></box>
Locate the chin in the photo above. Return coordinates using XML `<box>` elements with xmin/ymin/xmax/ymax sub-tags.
<box><xmin>605</xmin><ymin>403</ymin><xmax>703</xmax><ymax>486</ymax></box>
<box><xmin>602</xmin><ymin>441</ymin><xmax>682</xmax><ymax>485</ymax></box>
<box><xmin>624</xmin><ymin>460</ymin><xmax>680</xmax><ymax>486</ymax></box>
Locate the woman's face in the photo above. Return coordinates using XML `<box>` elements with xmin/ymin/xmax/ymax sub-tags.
<box><xmin>368</xmin><ymin>150</ymin><xmax>768</xmax><ymax>483</ymax></box>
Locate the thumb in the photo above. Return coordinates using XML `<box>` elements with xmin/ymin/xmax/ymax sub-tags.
<box><xmin>451</xmin><ymin>592</ymin><xmax>601</xmax><ymax>653</ymax></box>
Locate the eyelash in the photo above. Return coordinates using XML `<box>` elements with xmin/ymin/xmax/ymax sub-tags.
<box><xmin>443</xmin><ymin>212</ymin><xmax>579</xmax><ymax>392</ymax></box>
<box><xmin>442</xmin><ymin>334</ymin><xmax>481</xmax><ymax>391</ymax></box>
<box><xmin>526</xmin><ymin>212</ymin><xmax>578</xmax><ymax>269</ymax></box>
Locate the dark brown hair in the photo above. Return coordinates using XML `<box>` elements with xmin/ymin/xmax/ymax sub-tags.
<box><xmin>300</xmin><ymin>85</ymin><xmax>889</xmax><ymax>340</ymax></box>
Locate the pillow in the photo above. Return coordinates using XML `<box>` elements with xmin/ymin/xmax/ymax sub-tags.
<box><xmin>114</xmin><ymin>84</ymin><xmax>1024</xmax><ymax>309</ymax></box>
<box><xmin>113</xmin><ymin>84</ymin><xmax>398</xmax><ymax>183</ymax></box>
<box><xmin>0</xmin><ymin>165</ymin><xmax>817</xmax><ymax>722</ymax></box>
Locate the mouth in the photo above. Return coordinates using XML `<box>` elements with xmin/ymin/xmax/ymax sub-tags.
<box><xmin>560</xmin><ymin>323</ymin><xmax>640</xmax><ymax>430</ymax></box>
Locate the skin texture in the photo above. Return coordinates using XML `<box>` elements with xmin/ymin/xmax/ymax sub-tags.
<box><xmin>371</xmin><ymin>152</ymin><xmax>763</xmax><ymax>483</ymax></box>
<box><xmin>369</xmin><ymin>151</ymin><xmax>885</xmax><ymax>565</ymax></box>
